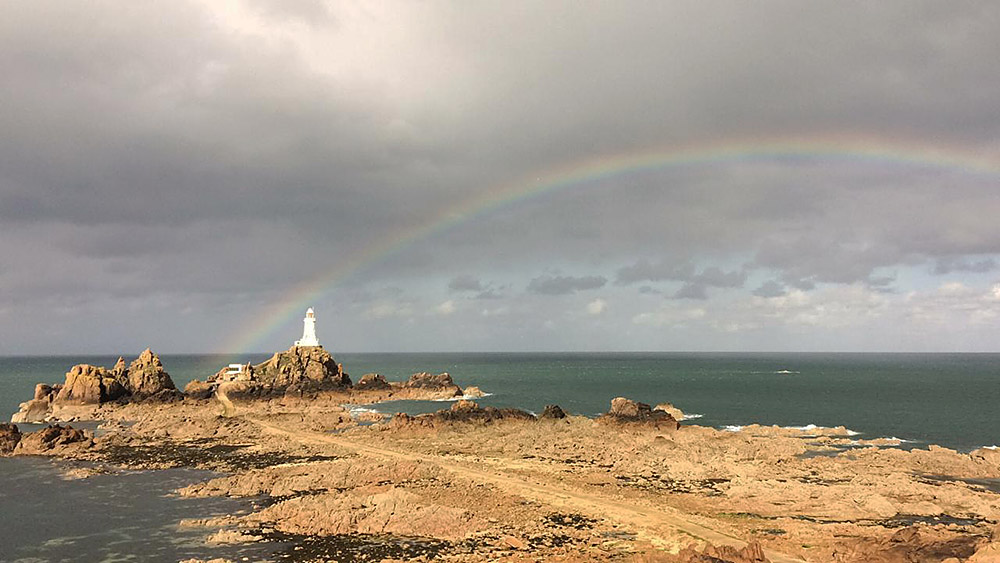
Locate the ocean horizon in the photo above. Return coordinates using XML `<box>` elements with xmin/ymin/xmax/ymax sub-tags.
<box><xmin>3</xmin><ymin>351</ymin><xmax>998</xmax><ymax>452</ymax></box>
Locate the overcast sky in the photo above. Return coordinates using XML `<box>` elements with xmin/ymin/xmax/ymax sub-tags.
<box><xmin>3</xmin><ymin>1</ymin><xmax>1000</xmax><ymax>354</ymax></box>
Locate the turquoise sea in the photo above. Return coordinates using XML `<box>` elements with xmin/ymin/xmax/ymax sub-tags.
<box><xmin>1</xmin><ymin>352</ymin><xmax>999</xmax><ymax>561</ymax></box>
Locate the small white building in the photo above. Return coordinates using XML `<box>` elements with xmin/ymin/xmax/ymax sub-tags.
<box><xmin>294</xmin><ymin>307</ymin><xmax>321</xmax><ymax>347</ymax></box>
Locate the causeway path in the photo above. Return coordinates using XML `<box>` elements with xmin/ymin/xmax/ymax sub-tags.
<box><xmin>246</xmin><ymin>415</ymin><xmax>808</xmax><ymax>563</ymax></box>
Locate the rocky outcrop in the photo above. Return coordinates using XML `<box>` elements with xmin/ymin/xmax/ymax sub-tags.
<box><xmin>10</xmin><ymin>351</ymin><xmax>179</xmax><ymax>422</ymax></box>
<box><xmin>127</xmin><ymin>349</ymin><xmax>177</xmax><ymax>397</ymax></box>
<box><xmin>0</xmin><ymin>423</ymin><xmax>21</xmax><ymax>454</ymax></box>
<box><xmin>14</xmin><ymin>424</ymin><xmax>92</xmax><ymax>455</ymax></box>
<box><xmin>404</xmin><ymin>372</ymin><xmax>457</xmax><ymax>389</ymax></box>
<box><xmin>212</xmin><ymin>346</ymin><xmax>351</xmax><ymax>400</ymax></box>
<box><xmin>654</xmin><ymin>402</ymin><xmax>685</xmax><ymax>421</ymax></box>
<box><xmin>675</xmin><ymin>540</ymin><xmax>768</xmax><ymax>563</ymax></box>
<box><xmin>463</xmin><ymin>386</ymin><xmax>485</xmax><ymax>398</ymax></box>
<box><xmin>55</xmin><ymin>364</ymin><xmax>124</xmax><ymax>404</ymax></box>
<box><xmin>540</xmin><ymin>404</ymin><xmax>567</xmax><ymax>420</ymax></box>
<box><xmin>354</xmin><ymin>373</ymin><xmax>390</xmax><ymax>391</ymax></box>
<box><xmin>183</xmin><ymin>380</ymin><xmax>215</xmax><ymax>400</ymax></box>
<box><xmin>392</xmin><ymin>400</ymin><xmax>536</xmax><ymax>429</ymax></box>
<box><xmin>599</xmin><ymin>397</ymin><xmax>680</xmax><ymax>430</ymax></box>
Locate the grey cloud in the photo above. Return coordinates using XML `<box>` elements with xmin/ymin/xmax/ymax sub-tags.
<box><xmin>448</xmin><ymin>275</ymin><xmax>484</xmax><ymax>292</ymax></box>
<box><xmin>674</xmin><ymin>283</ymin><xmax>708</xmax><ymax>300</ymax></box>
<box><xmin>2</xmin><ymin>1</ymin><xmax>1000</xmax><ymax>352</ymax></box>
<box><xmin>527</xmin><ymin>275</ymin><xmax>607</xmax><ymax>296</ymax></box>
<box><xmin>752</xmin><ymin>280</ymin><xmax>787</xmax><ymax>298</ymax></box>
<box><xmin>934</xmin><ymin>257</ymin><xmax>998</xmax><ymax>275</ymax></box>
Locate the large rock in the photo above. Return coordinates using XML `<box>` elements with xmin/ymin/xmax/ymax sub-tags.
<box><xmin>55</xmin><ymin>364</ymin><xmax>122</xmax><ymax>404</ymax></box>
<box><xmin>14</xmin><ymin>424</ymin><xmax>92</xmax><ymax>455</ymax></box>
<box><xmin>392</xmin><ymin>400</ymin><xmax>536</xmax><ymax>429</ymax></box>
<box><xmin>354</xmin><ymin>373</ymin><xmax>391</xmax><ymax>391</ymax></box>
<box><xmin>404</xmin><ymin>372</ymin><xmax>456</xmax><ymax>389</ymax></box>
<box><xmin>676</xmin><ymin>540</ymin><xmax>769</xmax><ymax>563</ymax></box>
<box><xmin>540</xmin><ymin>404</ymin><xmax>567</xmax><ymax>420</ymax></box>
<box><xmin>0</xmin><ymin>423</ymin><xmax>21</xmax><ymax>455</ymax></box>
<box><xmin>126</xmin><ymin>349</ymin><xmax>176</xmax><ymax>397</ymax></box>
<box><xmin>599</xmin><ymin>397</ymin><xmax>680</xmax><ymax>430</ymax></box>
<box><xmin>251</xmin><ymin>346</ymin><xmax>351</xmax><ymax>393</ymax></box>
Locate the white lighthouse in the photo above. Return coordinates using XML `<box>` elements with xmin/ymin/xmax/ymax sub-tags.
<box><xmin>294</xmin><ymin>307</ymin><xmax>321</xmax><ymax>347</ymax></box>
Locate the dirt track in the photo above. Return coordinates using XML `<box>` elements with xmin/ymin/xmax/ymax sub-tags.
<box><xmin>247</xmin><ymin>415</ymin><xmax>807</xmax><ymax>563</ymax></box>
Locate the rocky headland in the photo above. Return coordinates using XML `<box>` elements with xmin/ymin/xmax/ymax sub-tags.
<box><xmin>5</xmin><ymin>349</ymin><xmax>1000</xmax><ymax>562</ymax></box>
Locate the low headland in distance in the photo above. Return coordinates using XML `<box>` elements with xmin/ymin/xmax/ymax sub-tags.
<box><xmin>2</xmin><ymin>341</ymin><xmax>1000</xmax><ymax>562</ymax></box>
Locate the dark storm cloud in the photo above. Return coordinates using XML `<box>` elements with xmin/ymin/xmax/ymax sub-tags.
<box><xmin>2</xmin><ymin>1</ymin><xmax>1000</xmax><ymax>352</ymax></box>
<box><xmin>527</xmin><ymin>275</ymin><xmax>607</xmax><ymax>296</ymax></box>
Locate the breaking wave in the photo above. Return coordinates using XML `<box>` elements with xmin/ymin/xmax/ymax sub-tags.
<box><xmin>681</xmin><ymin>413</ymin><xmax>704</xmax><ymax>420</ymax></box>
<box><xmin>434</xmin><ymin>392</ymin><xmax>495</xmax><ymax>402</ymax></box>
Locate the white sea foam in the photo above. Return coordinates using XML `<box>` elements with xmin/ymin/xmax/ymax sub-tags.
<box><xmin>682</xmin><ymin>413</ymin><xmax>704</xmax><ymax>420</ymax></box>
<box><xmin>433</xmin><ymin>392</ymin><xmax>495</xmax><ymax>402</ymax></box>
<box><xmin>984</xmin><ymin>445</ymin><xmax>999</xmax><ymax>450</ymax></box>
<box><xmin>721</xmin><ymin>423</ymin><xmax>861</xmax><ymax>436</ymax></box>
<box><xmin>722</xmin><ymin>425</ymin><xmax>744</xmax><ymax>432</ymax></box>
<box><xmin>346</xmin><ymin>405</ymin><xmax>381</xmax><ymax>417</ymax></box>
<box><xmin>774</xmin><ymin>369</ymin><xmax>800</xmax><ymax>374</ymax></box>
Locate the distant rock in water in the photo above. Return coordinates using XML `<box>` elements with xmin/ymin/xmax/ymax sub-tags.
<box><xmin>462</xmin><ymin>386</ymin><xmax>486</xmax><ymax>398</ymax></box>
<box><xmin>404</xmin><ymin>372</ymin><xmax>458</xmax><ymax>390</ymax></box>
<box><xmin>599</xmin><ymin>397</ymin><xmax>680</xmax><ymax>430</ymax></box>
<box><xmin>10</xmin><ymin>350</ymin><xmax>179</xmax><ymax>423</ymax></box>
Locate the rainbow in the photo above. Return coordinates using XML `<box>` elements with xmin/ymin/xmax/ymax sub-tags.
<box><xmin>222</xmin><ymin>133</ymin><xmax>1000</xmax><ymax>354</ymax></box>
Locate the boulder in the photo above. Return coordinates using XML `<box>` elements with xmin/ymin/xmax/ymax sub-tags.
<box><xmin>354</xmin><ymin>373</ymin><xmax>391</xmax><ymax>391</ymax></box>
<box><xmin>0</xmin><ymin>423</ymin><xmax>21</xmax><ymax>454</ymax></box>
<box><xmin>654</xmin><ymin>402</ymin><xmax>685</xmax><ymax>421</ymax></box>
<box><xmin>127</xmin><ymin>348</ymin><xmax>177</xmax><ymax>397</ymax></box>
<box><xmin>600</xmin><ymin>397</ymin><xmax>680</xmax><ymax>430</ymax></box>
<box><xmin>14</xmin><ymin>424</ymin><xmax>91</xmax><ymax>455</ymax></box>
<box><xmin>540</xmin><ymin>404</ymin><xmax>567</xmax><ymax>420</ymax></box>
<box><xmin>183</xmin><ymin>380</ymin><xmax>216</xmax><ymax>400</ymax></box>
<box><xmin>55</xmin><ymin>364</ymin><xmax>115</xmax><ymax>404</ymax></box>
<box><xmin>404</xmin><ymin>372</ymin><xmax>456</xmax><ymax>389</ymax></box>
<box><xmin>11</xmin><ymin>399</ymin><xmax>51</xmax><ymax>424</ymax></box>
<box><xmin>463</xmin><ymin>386</ymin><xmax>485</xmax><ymax>398</ymax></box>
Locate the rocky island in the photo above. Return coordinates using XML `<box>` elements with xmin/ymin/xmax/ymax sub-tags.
<box><xmin>5</xmin><ymin>344</ymin><xmax>1000</xmax><ymax>562</ymax></box>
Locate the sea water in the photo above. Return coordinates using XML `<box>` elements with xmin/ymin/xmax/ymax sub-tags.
<box><xmin>1</xmin><ymin>352</ymin><xmax>999</xmax><ymax>560</ymax></box>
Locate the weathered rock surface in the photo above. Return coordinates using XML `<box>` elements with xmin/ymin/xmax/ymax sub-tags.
<box><xmin>127</xmin><ymin>349</ymin><xmax>177</xmax><ymax>397</ymax></box>
<box><xmin>354</xmin><ymin>373</ymin><xmax>390</xmax><ymax>391</ymax></box>
<box><xmin>214</xmin><ymin>346</ymin><xmax>351</xmax><ymax>400</ymax></box>
<box><xmin>392</xmin><ymin>400</ymin><xmax>536</xmax><ymax>429</ymax></box>
<box><xmin>11</xmin><ymin>350</ymin><xmax>178</xmax><ymax>423</ymax></box>
<box><xmin>0</xmin><ymin>422</ymin><xmax>21</xmax><ymax>454</ymax></box>
<box><xmin>462</xmin><ymin>385</ymin><xmax>485</xmax><ymax>398</ymax></box>
<box><xmin>599</xmin><ymin>397</ymin><xmax>680</xmax><ymax>429</ymax></box>
<box><xmin>675</xmin><ymin>540</ymin><xmax>769</xmax><ymax>562</ymax></box>
<box><xmin>540</xmin><ymin>404</ymin><xmax>567</xmax><ymax>420</ymax></box>
<box><xmin>14</xmin><ymin>424</ymin><xmax>92</xmax><ymax>455</ymax></box>
<box><xmin>404</xmin><ymin>372</ymin><xmax>458</xmax><ymax>390</ymax></box>
<box><xmin>654</xmin><ymin>402</ymin><xmax>686</xmax><ymax>421</ymax></box>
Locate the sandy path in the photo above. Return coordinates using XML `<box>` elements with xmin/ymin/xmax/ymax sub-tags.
<box><xmin>247</xmin><ymin>416</ymin><xmax>807</xmax><ymax>563</ymax></box>
<box><xmin>214</xmin><ymin>384</ymin><xmax>236</xmax><ymax>417</ymax></box>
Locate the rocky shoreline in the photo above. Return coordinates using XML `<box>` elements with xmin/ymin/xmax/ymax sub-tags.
<box><xmin>4</xmin><ymin>348</ymin><xmax>1000</xmax><ymax>562</ymax></box>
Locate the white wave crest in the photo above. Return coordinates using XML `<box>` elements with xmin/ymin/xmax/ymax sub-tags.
<box><xmin>722</xmin><ymin>425</ymin><xmax>744</xmax><ymax>432</ymax></box>
<box><xmin>682</xmin><ymin>413</ymin><xmax>704</xmax><ymax>420</ymax></box>
<box><xmin>984</xmin><ymin>445</ymin><xmax>999</xmax><ymax>450</ymax></box>
<box><xmin>434</xmin><ymin>392</ymin><xmax>495</xmax><ymax>402</ymax></box>
<box><xmin>774</xmin><ymin>370</ymin><xmax>800</xmax><ymax>374</ymax></box>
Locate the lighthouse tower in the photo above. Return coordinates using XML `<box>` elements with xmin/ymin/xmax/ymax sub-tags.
<box><xmin>294</xmin><ymin>307</ymin><xmax>321</xmax><ymax>347</ymax></box>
